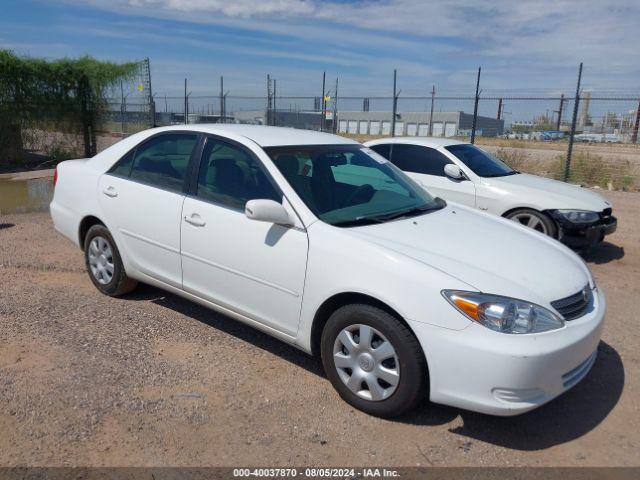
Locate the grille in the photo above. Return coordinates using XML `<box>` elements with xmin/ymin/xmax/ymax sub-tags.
<box><xmin>551</xmin><ymin>285</ymin><xmax>592</xmax><ymax>320</ymax></box>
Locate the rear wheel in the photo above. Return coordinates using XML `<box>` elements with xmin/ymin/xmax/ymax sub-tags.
<box><xmin>505</xmin><ymin>208</ymin><xmax>557</xmax><ymax>238</ymax></box>
<box><xmin>84</xmin><ymin>224</ymin><xmax>137</xmax><ymax>296</ymax></box>
<box><xmin>321</xmin><ymin>304</ymin><xmax>427</xmax><ymax>418</ymax></box>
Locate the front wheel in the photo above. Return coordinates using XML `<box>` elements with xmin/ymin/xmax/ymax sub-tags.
<box><xmin>321</xmin><ymin>304</ymin><xmax>428</xmax><ymax>418</ymax></box>
<box><xmin>505</xmin><ymin>208</ymin><xmax>558</xmax><ymax>238</ymax></box>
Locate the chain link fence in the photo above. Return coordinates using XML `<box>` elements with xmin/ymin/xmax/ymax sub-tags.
<box><xmin>3</xmin><ymin>66</ymin><xmax>639</xmax><ymax>191</ymax></box>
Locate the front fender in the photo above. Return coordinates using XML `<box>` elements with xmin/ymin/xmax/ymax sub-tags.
<box><xmin>295</xmin><ymin>222</ymin><xmax>474</xmax><ymax>352</ymax></box>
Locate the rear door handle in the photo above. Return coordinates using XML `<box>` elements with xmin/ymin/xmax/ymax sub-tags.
<box><xmin>184</xmin><ymin>213</ymin><xmax>206</xmax><ymax>227</ymax></box>
<box><xmin>102</xmin><ymin>186</ymin><xmax>118</xmax><ymax>197</ymax></box>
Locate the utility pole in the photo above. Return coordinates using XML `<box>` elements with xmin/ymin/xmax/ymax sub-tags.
<box><xmin>497</xmin><ymin>98</ymin><xmax>503</xmax><ymax>120</ymax></box>
<box><xmin>470</xmin><ymin>67</ymin><xmax>481</xmax><ymax>144</ymax></box>
<box><xmin>555</xmin><ymin>93</ymin><xmax>565</xmax><ymax>132</ymax></box>
<box><xmin>565</xmin><ymin>63</ymin><xmax>583</xmax><ymax>182</ymax></box>
<box><xmin>428</xmin><ymin>85</ymin><xmax>435</xmax><ymax>136</ymax></box>
<box><xmin>320</xmin><ymin>71</ymin><xmax>326</xmax><ymax>132</ymax></box>
<box><xmin>631</xmin><ymin>99</ymin><xmax>640</xmax><ymax>144</ymax></box>
<box><xmin>391</xmin><ymin>69</ymin><xmax>398</xmax><ymax>137</ymax></box>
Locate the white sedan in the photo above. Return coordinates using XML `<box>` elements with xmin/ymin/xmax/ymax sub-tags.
<box><xmin>364</xmin><ymin>138</ymin><xmax>617</xmax><ymax>249</ymax></box>
<box><xmin>50</xmin><ymin>125</ymin><xmax>604</xmax><ymax>417</ymax></box>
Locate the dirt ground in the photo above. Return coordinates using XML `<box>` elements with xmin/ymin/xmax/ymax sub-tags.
<box><xmin>0</xmin><ymin>191</ymin><xmax>638</xmax><ymax>467</ymax></box>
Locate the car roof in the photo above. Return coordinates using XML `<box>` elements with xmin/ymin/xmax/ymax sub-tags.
<box><xmin>147</xmin><ymin>124</ymin><xmax>359</xmax><ymax>147</ymax></box>
<box><xmin>364</xmin><ymin>137</ymin><xmax>466</xmax><ymax>148</ymax></box>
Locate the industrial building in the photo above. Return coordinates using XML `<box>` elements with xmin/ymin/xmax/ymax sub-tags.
<box><xmin>150</xmin><ymin>108</ymin><xmax>504</xmax><ymax>138</ymax></box>
<box><xmin>234</xmin><ymin>110</ymin><xmax>326</xmax><ymax>130</ymax></box>
<box><xmin>336</xmin><ymin>111</ymin><xmax>504</xmax><ymax>137</ymax></box>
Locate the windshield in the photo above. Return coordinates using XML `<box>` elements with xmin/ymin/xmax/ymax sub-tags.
<box><xmin>264</xmin><ymin>144</ymin><xmax>444</xmax><ymax>226</ymax></box>
<box><xmin>445</xmin><ymin>144</ymin><xmax>517</xmax><ymax>177</ymax></box>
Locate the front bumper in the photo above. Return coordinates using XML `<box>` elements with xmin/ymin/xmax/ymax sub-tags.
<box><xmin>409</xmin><ymin>287</ymin><xmax>605</xmax><ymax>416</ymax></box>
<box><xmin>550</xmin><ymin>210</ymin><xmax>617</xmax><ymax>249</ymax></box>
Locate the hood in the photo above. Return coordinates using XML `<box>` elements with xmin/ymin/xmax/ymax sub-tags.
<box><xmin>487</xmin><ymin>173</ymin><xmax>610</xmax><ymax>212</ymax></box>
<box><xmin>348</xmin><ymin>205</ymin><xmax>592</xmax><ymax>307</ymax></box>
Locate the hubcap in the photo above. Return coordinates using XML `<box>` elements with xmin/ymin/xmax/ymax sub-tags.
<box><xmin>509</xmin><ymin>212</ymin><xmax>549</xmax><ymax>235</ymax></box>
<box><xmin>333</xmin><ymin>324</ymin><xmax>400</xmax><ymax>402</ymax></box>
<box><xmin>87</xmin><ymin>236</ymin><xmax>115</xmax><ymax>285</ymax></box>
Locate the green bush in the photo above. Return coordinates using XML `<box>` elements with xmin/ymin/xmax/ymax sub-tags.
<box><xmin>494</xmin><ymin>147</ymin><xmax>531</xmax><ymax>171</ymax></box>
<box><xmin>551</xmin><ymin>152</ymin><xmax>636</xmax><ymax>190</ymax></box>
<box><xmin>0</xmin><ymin>49</ymin><xmax>138</xmax><ymax>166</ymax></box>
<box><xmin>493</xmin><ymin>147</ymin><xmax>553</xmax><ymax>177</ymax></box>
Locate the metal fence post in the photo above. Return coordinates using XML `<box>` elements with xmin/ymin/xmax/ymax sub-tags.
<box><xmin>565</xmin><ymin>62</ymin><xmax>583</xmax><ymax>182</ymax></box>
<box><xmin>150</xmin><ymin>97</ymin><xmax>156</xmax><ymax>128</ymax></box>
<box><xmin>428</xmin><ymin>85</ymin><xmax>435</xmax><ymax>136</ymax></box>
<box><xmin>266</xmin><ymin>74</ymin><xmax>271</xmax><ymax>126</ymax></box>
<box><xmin>632</xmin><ymin>99</ymin><xmax>640</xmax><ymax>144</ymax></box>
<box><xmin>333</xmin><ymin>77</ymin><xmax>339</xmax><ymax>134</ymax></box>
<box><xmin>556</xmin><ymin>94</ymin><xmax>565</xmax><ymax>132</ymax></box>
<box><xmin>470</xmin><ymin>67</ymin><xmax>481</xmax><ymax>144</ymax></box>
<box><xmin>184</xmin><ymin>78</ymin><xmax>188</xmax><ymax>125</ymax></box>
<box><xmin>79</xmin><ymin>74</ymin><xmax>96</xmax><ymax>157</ymax></box>
<box><xmin>219</xmin><ymin>76</ymin><xmax>224</xmax><ymax>123</ymax></box>
<box><xmin>273</xmin><ymin>79</ymin><xmax>277</xmax><ymax>126</ymax></box>
<box><xmin>320</xmin><ymin>71</ymin><xmax>326</xmax><ymax>132</ymax></box>
<box><xmin>120</xmin><ymin>80</ymin><xmax>126</xmax><ymax>136</ymax></box>
<box><xmin>391</xmin><ymin>69</ymin><xmax>397</xmax><ymax>137</ymax></box>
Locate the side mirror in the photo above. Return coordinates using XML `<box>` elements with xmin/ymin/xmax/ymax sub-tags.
<box><xmin>444</xmin><ymin>164</ymin><xmax>464</xmax><ymax>180</ymax></box>
<box><xmin>245</xmin><ymin>199</ymin><xmax>294</xmax><ymax>226</ymax></box>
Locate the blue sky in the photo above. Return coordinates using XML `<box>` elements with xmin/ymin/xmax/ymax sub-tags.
<box><xmin>2</xmin><ymin>0</ymin><xmax>639</xmax><ymax>103</ymax></box>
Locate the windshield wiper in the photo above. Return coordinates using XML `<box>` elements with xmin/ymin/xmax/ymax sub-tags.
<box><xmin>377</xmin><ymin>203</ymin><xmax>442</xmax><ymax>222</ymax></box>
<box><xmin>483</xmin><ymin>170</ymin><xmax>518</xmax><ymax>178</ymax></box>
<box><xmin>331</xmin><ymin>216</ymin><xmax>387</xmax><ymax>227</ymax></box>
<box><xmin>332</xmin><ymin>200</ymin><xmax>444</xmax><ymax>227</ymax></box>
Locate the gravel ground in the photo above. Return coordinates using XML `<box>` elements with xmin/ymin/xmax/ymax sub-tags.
<box><xmin>0</xmin><ymin>191</ymin><xmax>638</xmax><ymax>467</ymax></box>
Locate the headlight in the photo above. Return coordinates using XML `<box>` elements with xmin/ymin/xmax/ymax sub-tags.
<box><xmin>555</xmin><ymin>210</ymin><xmax>599</xmax><ymax>224</ymax></box>
<box><xmin>442</xmin><ymin>290</ymin><xmax>564</xmax><ymax>334</ymax></box>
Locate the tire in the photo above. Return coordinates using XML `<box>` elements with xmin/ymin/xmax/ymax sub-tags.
<box><xmin>505</xmin><ymin>208</ymin><xmax>558</xmax><ymax>238</ymax></box>
<box><xmin>84</xmin><ymin>224</ymin><xmax>137</xmax><ymax>296</ymax></box>
<box><xmin>320</xmin><ymin>304</ymin><xmax>428</xmax><ymax>418</ymax></box>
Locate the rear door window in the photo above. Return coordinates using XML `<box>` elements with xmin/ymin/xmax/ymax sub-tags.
<box><xmin>387</xmin><ymin>144</ymin><xmax>452</xmax><ymax>177</ymax></box>
<box><xmin>128</xmin><ymin>133</ymin><xmax>198</xmax><ymax>191</ymax></box>
<box><xmin>369</xmin><ymin>144</ymin><xmax>391</xmax><ymax>160</ymax></box>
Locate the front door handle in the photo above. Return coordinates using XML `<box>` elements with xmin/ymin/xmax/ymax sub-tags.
<box><xmin>184</xmin><ymin>213</ymin><xmax>206</xmax><ymax>227</ymax></box>
<box><xmin>102</xmin><ymin>186</ymin><xmax>118</xmax><ymax>197</ymax></box>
